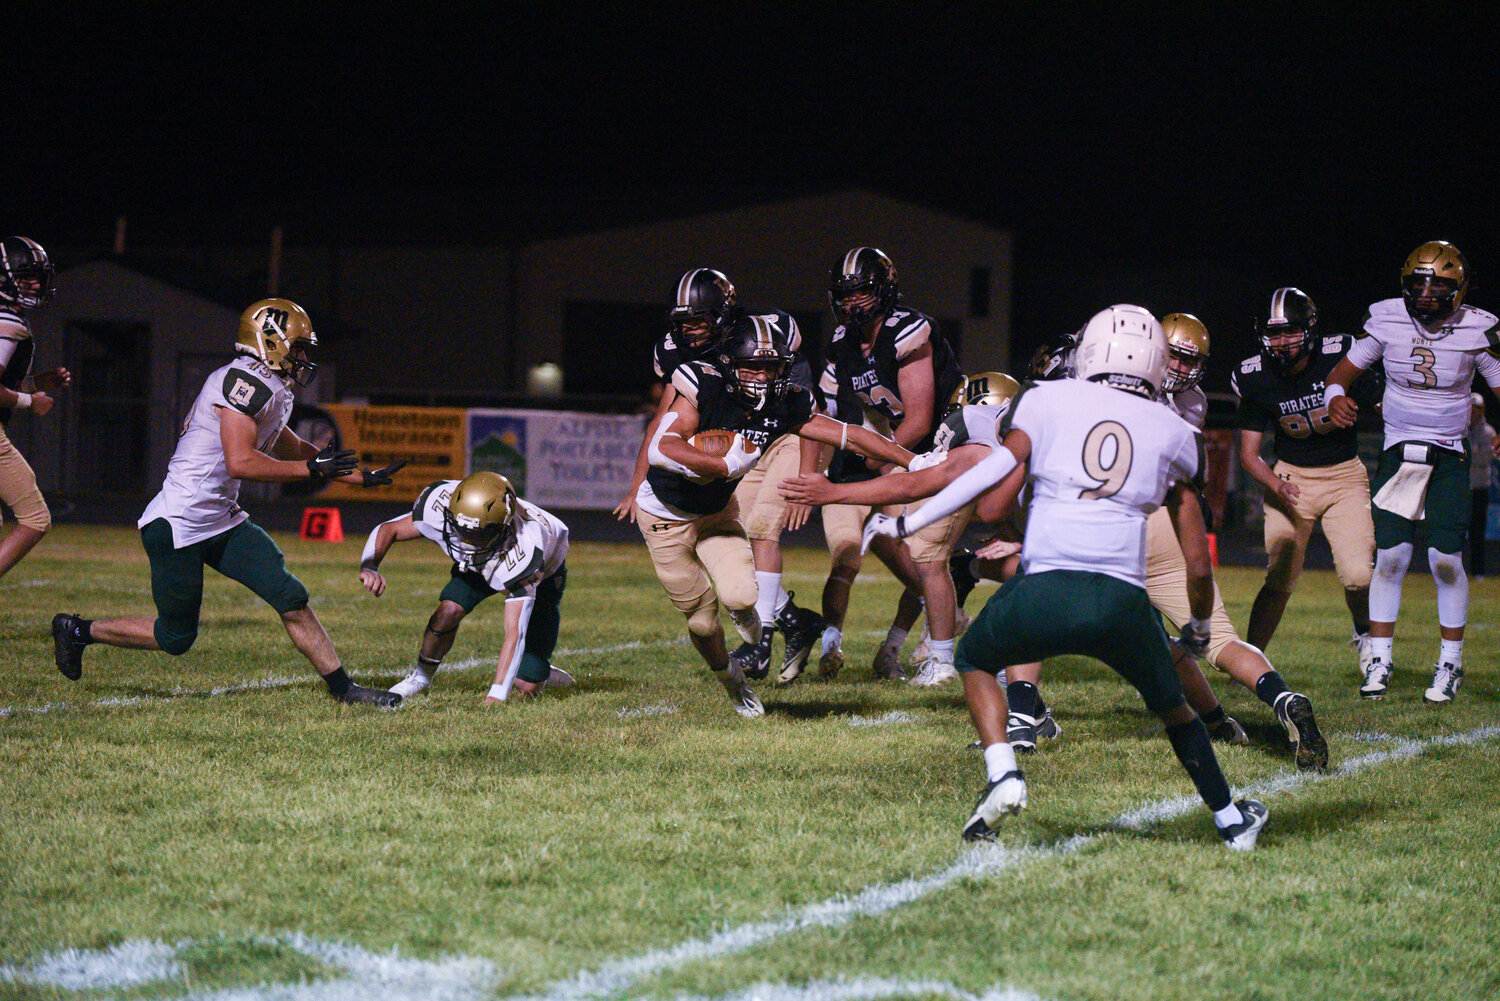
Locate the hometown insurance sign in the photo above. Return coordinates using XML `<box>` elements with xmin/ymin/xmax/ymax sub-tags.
<box><xmin>468</xmin><ymin>408</ymin><xmax>646</xmax><ymax>509</ymax></box>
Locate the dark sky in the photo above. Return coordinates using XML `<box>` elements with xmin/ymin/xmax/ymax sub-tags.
<box><xmin>6</xmin><ymin>4</ymin><xmax>1499</xmax><ymax>368</ymax></box>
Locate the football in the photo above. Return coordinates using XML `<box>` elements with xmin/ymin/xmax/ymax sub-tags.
<box><xmin>688</xmin><ymin>430</ymin><xmax>739</xmax><ymax>457</ymax></box>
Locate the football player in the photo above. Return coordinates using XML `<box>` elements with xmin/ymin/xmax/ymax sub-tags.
<box><xmin>809</xmin><ymin>364</ymin><xmax>928</xmax><ymax>682</ymax></box>
<box><xmin>842</xmin><ymin>305</ymin><xmax>1269</xmax><ymax>848</ymax></box>
<box><xmin>616</xmin><ymin>269</ymin><xmax>825</xmax><ymax>684</ymax></box>
<box><xmin>823</xmin><ymin>247</ymin><xmax>968</xmax><ymax>686</ymax></box>
<box><xmin>1325</xmin><ymin>241</ymin><xmax>1500</xmax><ymax>703</ymax></box>
<box><xmin>638</xmin><ymin>312</ymin><xmax>912</xmax><ymax>717</ymax></box>
<box><xmin>1233</xmin><ymin>288</ymin><xmax>1379</xmax><ymax>667</ymax></box>
<box><xmin>0</xmin><ymin>236</ymin><xmax>69</xmax><ymax>582</ymax></box>
<box><xmin>357</xmin><ymin>471</ymin><xmax>571</xmax><ymax>703</ymax></box>
<box><xmin>51</xmin><ymin>299</ymin><xmax>405</xmax><ymax>706</ymax></box>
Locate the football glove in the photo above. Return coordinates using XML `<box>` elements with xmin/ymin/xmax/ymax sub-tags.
<box><xmin>360</xmin><ymin>459</ymin><xmax>409</xmax><ymax>487</ymax></box>
<box><xmin>1179</xmin><ymin>617</ymin><xmax>1211</xmax><ymax>659</ymax></box>
<box><xmin>908</xmin><ymin>449</ymin><xmax>946</xmax><ymax>471</ymax></box>
<box><xmin>860</xmin><ymin>513</ymin><xmax>906</xmax><ymax>555</ymax></box>
<box><xmin>307</xmin><ymin>444</ymin><xmax>358</xmax><ymax>480</ymax></box>
<box><xmin>722</xmin><ymin>437</ymin><xmax>763</xmax><ymax>477</ymax></box>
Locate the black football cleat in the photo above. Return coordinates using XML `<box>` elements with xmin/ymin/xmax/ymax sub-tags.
<box><xmin>1274</xmin><ymin>692</ymin><xmax>1328</xmax><ymax>772</ymax></box>
<box><xmin>336</xmin><ymin>683</ymin><xmax>402</xmax><ymax>709</ymax></box>
<box><xmin>52</xmin><ymin>613</ymin><xmax>87</xmax><ymax>681</ymax></box>
<box><xmin>775</xmin><ymin>593</ymin><xmax>825</xmax><ymax>687</ymax></box>
<box><xmin>1217</xmin><ymin>798</ymin><xmax>1269</xmax><ymax>851</ymax></box>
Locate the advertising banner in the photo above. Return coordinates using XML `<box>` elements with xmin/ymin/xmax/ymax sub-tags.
<box><xmin>319</xmin><ymin>404</ymin><xmax>468</xmax><ymax>501</ymax></box>
<box><xmin>468</xmin><ymin>408</ymin><xmax>646</xmax><ymax>509</ymax></box>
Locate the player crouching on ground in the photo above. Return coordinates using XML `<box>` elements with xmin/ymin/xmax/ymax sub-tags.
<box><xmin>52</xmin><ymin>299</ymin><xmax>405</xmax><ymax>706</ymax></box>
<box><xmin>791</xmin><ymin>305</ymin><xmax>1268</xmax><ymax>848</ymax></box>
<box><xmin>358</xmin><ymin>471</ymin><xmax>571</xmax><ymax>703</ymax></box>
<box><xmin>640</xmin><ymin>313</ymin><xmax>913</xmax><ymax>718</ymax></box>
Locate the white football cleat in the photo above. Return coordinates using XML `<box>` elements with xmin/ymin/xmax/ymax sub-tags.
<box><xmin>909</xmin><ymin>658</ymin><xmax>959</xmax><ymax>687</ymax></box>
<box><xmin>1217</xmin><ymin>798</ymin><xmax>1269</xmax><ymax>851</ymax></box>
<box><xmin>389</xmin><ymin>670</ymin><xmax>432</xmax><ymax>699</ymax></box>
<box><xmin>730</xmin><ymin>685</ymin><xmax>765</xmax><ymax>719</ymax></box>
<box><xmin>962</xmin><ymin>770</ymin><xmax>1027</xmax><ymax>841</ymax></box>
<box><xmin>1360</xmin><ymin>658</ymin><xmax>1392</xmax><ymax>700</ymax></box>
<box><xmin>1423</xmin><ymin>662</ymin><xmax>1463</xmax><ymax>705</ymax></box>
<box><xmin>1351</xmin><ymin>631</ymin><xmax>1375</xmax><ymax>676</ymax></box>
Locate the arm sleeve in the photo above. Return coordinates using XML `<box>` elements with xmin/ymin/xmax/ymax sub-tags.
<box><xmin>891</xmin><ymin>316</ymin><xmax>932</xmax><ymax>361</ymax></box>
<box><xmin>1345</xmin><ymin>333</ymin><xmax>1384</xmax><ymax>370</ymax></box>
<box><xmin>900</xmin><ymin>446</ymin><xmax>1020</xmax><ymax>536</ymax></box>
<box><xmin>1478</xmin><ymin>351</ymin><xmax>1500</xmax><ymax>389</ymax></box>
<box><xmin>490</xmin><ymin>595</ymin><xmax>537</xmax><ymax>702</ymax></box>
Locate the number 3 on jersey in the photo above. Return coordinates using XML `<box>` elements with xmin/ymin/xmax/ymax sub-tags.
<box><xmin>1079</xmin><ymin>420</ymin><xmax>1133</xmax><ymax>500</ymax></box>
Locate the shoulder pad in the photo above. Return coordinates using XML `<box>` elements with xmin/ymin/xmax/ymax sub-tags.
<box><xmin>221</xmin><ymin>368</ymin><xmax>274</xmax><ymax>417</ymax></box>
<box><xmin>413</xmin><ymin>480</ymin><xmax>449</xmax><ymax>521</ymax></box>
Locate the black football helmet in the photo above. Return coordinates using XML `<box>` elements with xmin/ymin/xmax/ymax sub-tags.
<box><xmin>719</xmin><ymin>314</ymin><xmax>794</xmax><ymax>411</ymax></box>
<box><xmin>1256</xmin><ymin>287</ymin><xmax>1318</xmax><ymax>375</ymax></box>
<box><xmin>0</xmin><ymin>237</ymin><xmax>56</xmax><ymax>309</ymax></box>
<box><xmin>829</xmin><ymin>247</ymin><xmax>900</xmax><ymax>328</ymax></box>
<box><xmin>1026</xmin><ymin>331</ymin><xmax>1078</xmax><ymax>381</ymax></box>
<box><xmin>669</xmin><ymin>268</ymin><xmax>739</xmax><ymax>357</ymax></box>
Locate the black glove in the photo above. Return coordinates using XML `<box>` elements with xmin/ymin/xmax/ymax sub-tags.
<box><xmin>307</xmin><ymin>444</ymin><xmax>358</xmax><ymax>480</ymax></box>
<box><xmin>1178</xmin><ymin>618</ymin><xmax>1211</xmax><ymax>659</ymax></box>
<box><xmin>360</xmin><ymin>459</ymin><xmax>409</xmax><ymax>488</ymax></box>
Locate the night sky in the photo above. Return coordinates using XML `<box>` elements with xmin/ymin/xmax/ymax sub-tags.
<box><xmin>7</xmin><ymin>4</ymin><xmax>1499</xmax><ymax>378</ymax></box>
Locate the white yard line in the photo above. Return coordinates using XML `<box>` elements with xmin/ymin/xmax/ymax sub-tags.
<box><xmin>518</xmin><ymin>723</ymin><xmax>1500</xmax><ymax>1001</ymax></box>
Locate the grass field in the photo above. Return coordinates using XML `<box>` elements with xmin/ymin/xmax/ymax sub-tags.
<box><xmin>1</xmin><ymin>523</ymin><xmax>1498</xmax><ymax>1001</ymax></box>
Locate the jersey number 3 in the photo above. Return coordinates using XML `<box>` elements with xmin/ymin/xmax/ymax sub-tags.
<box><xmin>1079</xmin><ymin>421</ymin><xmax>1133</xmax><ymax>500</ymax></box>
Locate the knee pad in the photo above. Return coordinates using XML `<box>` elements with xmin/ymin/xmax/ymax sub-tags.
<box><xmin>266</xmin><ymin>574</ymin><xmax>310</xmax><ymax>615</ymax></box>
<box><xmin>686</xmin><ymin>594</ymin><xmax>722</xmax><ymax>637</ymax></box>
<box><xmin>1429</xmin><ymin>548</ymin><xmax>1469</xmax><ymax>629</ymax></box>
<box><xmin>1374</xmin><ymin>543</ymin><xmax>1412</xmax><ymax>583</ymax></box>
<box><xmin>15</xmin><ymin>506</ymin><xmax>50</xmax><ymax>533</ymax></box>
<box><xmin>154</xmin><ymin>619</ymin><xmax>198</xmax><ymax>656</ymax></box>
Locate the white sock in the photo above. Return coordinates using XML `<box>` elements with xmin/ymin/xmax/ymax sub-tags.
<box><xmin>754</xmin><ymin>572</ymin><xmax>782</xmax><ymax>629</ymax></box>
<box><xmin>883</xmin><ymin>627</ymin><xmax>908</xmax><ymax>649</ymax></box>
<box><xmin>928</xmin><ymin>638</ymin><xmax>955</xmax><ymax>663</ymax></box>
<box><xmin>983</xmin><ymin>741</ymin><xmax>1018</xmax><ymax>781</ymax></box>
<box><xmin>775</xmin><ymin>586</ymin><xmax>792</xmax><ymax>618</ymax></box>
<box><xmin>1371</xmin><ymin>636</ymin><xmax>1394</xmax><ymax>664</ymax></box>
<box><xmin>1439</xmin><ymin>639</ymin><xmax>1463</xmax><ymax>667</ymax></box>
<box><xmin>821</xmin><ymin>625</ymin><xmax>842</xmax><ymax>656</ymax></box>
<box><xmin>1213</xmin><ymin>802</ymin><xmax>1245</xmax><ymax>829</ymax></box>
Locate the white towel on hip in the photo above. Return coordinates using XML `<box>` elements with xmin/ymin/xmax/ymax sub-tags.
<box><xmin>1372</xmin><ymin>461</ymin><xmax>1433</xmax><ymax>520</ymax></box>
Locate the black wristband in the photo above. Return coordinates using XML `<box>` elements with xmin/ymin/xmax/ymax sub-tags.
<box><xmin>360</xmin><ymin>560</ymin><xmax>379</xmax><ymax>574</ymax></box>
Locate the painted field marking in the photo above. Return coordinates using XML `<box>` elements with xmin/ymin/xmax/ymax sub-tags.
<box><xmin>1</xmin><ymin>725</ymin><xmax>1494</xmax><ymax>1001</ymax></box>
<box><xmin>518</xmin><ymin>723</ymin><xmax>1500</xmax><ymax>1001</ymax></box>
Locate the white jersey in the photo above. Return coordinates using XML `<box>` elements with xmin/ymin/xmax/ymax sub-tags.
<box><xmin>413</xmin><ymin>479</ymin><xmax>568</xmax><ymax>596</ymax></box>
<box><xmin>1353</xmin><ymin>298</ymin><xmax>1500</xmax><ymax>450</ymax></box>
<box><xmin>1165</xmin><ymin>385</ymin><xmax>1208</xmax><ymax>430</ymax></box>
<box><xmin>932</xmin><ymin>402</ymin><xmax>1009</xmax><ymax>453</ymax></box>
<box><xmin>138</xmin><ymin>356</ymin><xmax>295</xmax><ymax>547</ymax></box>
<box><xmin>1011</xmin><ymin>379</ymin><xmax>1202</xmax><ymax>587</ymax></box>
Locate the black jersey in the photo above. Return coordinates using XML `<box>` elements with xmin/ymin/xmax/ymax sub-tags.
<box><xmin>645</xmin><ymin>359</ymin><xmax>816</xmax><ymax>516</ymax></box>
<box><xmin>0</xmin><ymin>307</ymin><xmax>35</xmax><ymax>427</ymax></box>
<box><xmin>825</xmin><ymin>306</ymin><xmax>963</xmax><ymax>453</ymax></box>
<box><xmin>815</xmin><ymin>359</ymin><xmax>879</xmax><ymax>485</ymax></box>
<box><xmin>1231</xmin><ymin>334</ymin><xmax>1382</xmax><ymax>466</ymax></box>
<box><xmin>653</xmin><ymin>307</ymin><xmax>814</xmax><ymax>392</ymax></box>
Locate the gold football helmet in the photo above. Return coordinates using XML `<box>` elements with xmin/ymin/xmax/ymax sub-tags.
<box><xmin>1161</xmin><ymin>313</ymin><xmax>1210</xmax><ymax>393</ymax></box>
<box><xmin>950</xmin><ymin>371</ymin><xmax>1022</xmax><ymax>412</ymax></box>
<box><xmin>442</xmin><ymin>471</ymin><xmax>521</xmax><ymax>566</ymax></box>
<box><xmin>1402</xmin><ymin>241</ymin><xmax>1468</xmax><ymax>322</ymax></box>
<box><xmin>236</xmin><ymin>298</ymin><xmax>319</xmax><ymax>385</ymax></box>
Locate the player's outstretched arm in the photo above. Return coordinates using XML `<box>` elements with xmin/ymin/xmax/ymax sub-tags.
<box><xmin>359</xmin><ymin>514</ymin><xmax>421</xmax><ymax>597</ymax></box>
<box><xmin>485</xmin><ymin>594</ymin><xmax>536</xmax><ymax>704</ymax></box>
<box><xmin>220</xmin><ymin>408</ymin><xmax>340</xmax><ymax>482</ymax></box>
<box><xmin>797</xmin><ymin>413</ymin><xmax>914</xmax><ymax>468</ymax></box>
<box><xmin>781</xmin><ymin>442</ymin><xmax>986</xmax><ymax>507</ymax></box>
